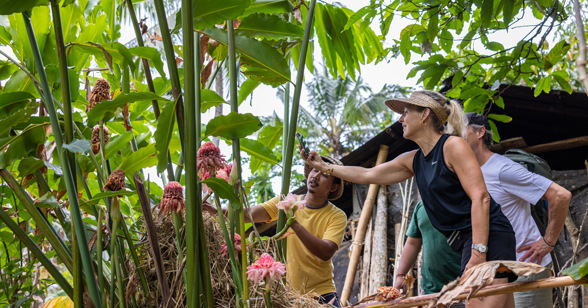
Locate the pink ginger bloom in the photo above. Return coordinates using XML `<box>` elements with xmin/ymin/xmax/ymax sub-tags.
<box><xmin>277</xmin><ymin>193</ymin><xmax>306</xmax><ymax>217</ymax></box>
<box><xmin>158</xmin><ymin>182</ymin><xmax>185</xmax><ymax>214</ymax></box>
<box><xmin>246</xmin><ymin>253</ymin><xmax>286</xmax><ymax>284</ymax></box>
<box><xmin>220</xmin><ymin>233</ymin><xmax>242</xmax><ymax>257</ymax></box>
<box><xmin>216</xmin><ymin>164</ymin><xmax>231</xmax><ymax>183</ymax></box>
<box><xmin>197</xmin><ymin>142</ymin><xmax>226</xmax><ymax>178</ymax></box>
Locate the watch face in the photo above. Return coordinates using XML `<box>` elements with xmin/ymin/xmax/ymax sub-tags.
<box><xmin>473</xmin><ymin>244</ymin><xmax>487</xmax><ymax>253</ymax></box>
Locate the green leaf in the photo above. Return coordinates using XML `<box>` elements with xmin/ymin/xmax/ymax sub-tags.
<box><xmin>561</xmin><ymin>256</ymin><xmax>588</xmax><ymax>280</ymax></box>
<box><xmin>243</xmin><ymin>0</ymin><xmax>293</xmax><ymax>16</ymax></box>
<box><xmin>486</xmin><ymin>41</ymin><xmax>504</xmax><ymax>51</ymax></box>
<box><xmin>400</xmin><ymin>31</ymin><xmax>412</xmax><ymax>64</ymax></box>
<box><xmin>0</xmin><ymin>0</ymin><xmax>49</xmax><ymax>15</ymax></box>
<box><xmin>63</xmin><ymin>139</ymin><xmax>91</xmax><ymax>154</ymax></box>
<box><xmin>0</xmin><ymin>106</ymin><xmax>36</xmax><ymax>137</ymax></box>
<box><xmin>237</xmin><ymin>13</ymin><xmax>303</xmax><ymax>40</ymax></box>
<box><xmin>154</xmin><ymin>99</ymin><xmax>177</xmax><ymax>174</ymax></box>
<box><xmin>439</xmin><ymin>29</ymin><xmax>453</xmax><ymax>54</ymax></box>
<box><xmin>481</xmin><ymin>0</ymin><xmax>494</xmax><ymax>28</ymax></box>
<box><xmin>552</xmin><ymin>71</ymin><xmax>572</xmax><ymax>94</ymax></box>
<box><xmin>36</xmin><ymin>193</ymin><xmax>60</xmax><ymax>209</ymax></box>
<box><xmin>194</xmin><ymin>0</ymin><xmax>251</xmax><ymax>29</ymax></box>
<box><xmin>128</xmin><ymin>46</ymin><xmax>166</xmax><ymax>78</ymax></box>
<box><xmin>81</xmin><ymin>190</ymin><xmax>136</xmax><ymax>207</ymax></box>
<box><xmin>201</xmin><ymin>89</ymin><xmax>227</xmax><ymax>112</ymax></box>
<box><xmin>87</xmin><ymin>92</ymin><xmax>168</xmax><ymax>126</ymax></box>
<box><xmin>458</xmin><ymin>29</ymin><xmax>476</xmax><ymax>49</ymax></box>
<box><xmin>104</xmin><ymin>131</ymin><xmax>133</xmax><ymax>160</ymax></box>
<box><xmin>201</xmin><ymin>177</ymin><xmax>239</xmax><ymax>204</ymax></box>
<box><xmin>204</xmin><ymin>112</ymin><xmax>262</xmax><ymax>139</ymax></box>
<box><xmin>494</xmin><ymin>96</ymin><xmax>505</xmax><ymax>109</ymax></box>
<box><xmin>238</xmin><ymin>138</ymin><xmax>278</xmax><ymax>165</ymax></box>
<box><xmin>344</xmin><ymin>5</ymin><xmax>371</xmax><ymax>31</ymax></box>
<box><xmin>544</xmin><ymin>40</ymin><xmax>571</xmax><ymax>71</ymax></box>
<box><xmin>118</xmin><ymin>144</ymin><xmax>157</xmax><ymax>175</ymax></box>
<box><xmin>535</xmin><ymin>76</ymin><xmax>552</xmax><ymax>97</ymax></box>
<box><xmin>503</xmin><ymin>0</ymin><xmax>514</xmax><ymax>26</ymax></box>
<box><xmin>0</xmin><ymin>92</ymin><xmax>36</xmax><ymax>110</ymax></box>
<box><xmin>238</xmin><ymin>78</ymin><xmax>261</xmax><ymax>105</ymax></box>
<box><xmin>18</xmin><ymin>157</ymin><xmax>45</xmax><ymax>177</ymax></box>
<box><xmin>426</xmin><ymin>12</ymin><xmax>438</xmax><ymax>41</ymax></box>
<box><xmin>203</xmin><ymin>28</ymin><xmax>290</xmax><ymax>86</ymax></box>
<box><xmin>487</xmin><ymin>113</ymin><xmax>511</xmax><ymax>123</ymax></box>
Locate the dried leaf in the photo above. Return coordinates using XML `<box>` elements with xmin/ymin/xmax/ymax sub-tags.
<box><xmin>436</xmin><ymin>261</ymin><xmax>547</xmax><ymax>306</ymax></box>
<box><xmin>175</xmin><ymin>56</ymin><xmax>183</xmax><ymax>66</ymax></box>
<box><xmin>122</xmin><ymin>103</ymin><xmax>132</xmax><ymax>132</ymax></box>
<box><xmin>201</xmin><ymin>58</ymin><xmax>215</xmax><ymax>88</ymax></box>
<box><xmin>139</xmin><ymin>18</ymin><xmax>148</xmax><ymax>35</ymax></box>
<box><xmin>200</xmin><ymin>34</ymin><xmax>210</xmax><ymax>65</ymax></box>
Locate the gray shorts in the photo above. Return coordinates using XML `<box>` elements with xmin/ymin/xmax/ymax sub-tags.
<box><xmin>514</xmin><ymin>263</ymin><xmax>552</xmax><ymax>308</ymax></box>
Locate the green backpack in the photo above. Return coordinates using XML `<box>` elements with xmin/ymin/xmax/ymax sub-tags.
<box><xmin>503</xmin><ymin>149</ymin><xmax>551</xmax><ymax>237</ymax></box>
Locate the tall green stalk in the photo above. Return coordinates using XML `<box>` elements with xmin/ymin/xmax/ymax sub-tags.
<box><xmin>278</xmin><ymin>0</ymin><xmax>318</xmax><ymax>252</ymax></box>
<box><xmin>0</xmin><ymin>208</ymin><xmax>74</xmax><ymax>299</ymax></box>
<box><xmin>22</xmin><ymin>11</ymin><xmax>102</xmax><ymax>307</ymax></box>
<box><xmin>227</xmin><ymin>19</ymin><xmax>249</xmax><ymax>306</ymax></box>
<box><xmin>153</xmin><ymin>0</ymin><xmax>186</xmax><ymax>181</ymax></box>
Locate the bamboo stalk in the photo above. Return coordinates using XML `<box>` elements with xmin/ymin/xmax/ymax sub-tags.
<box><xmin>0</xmin><ymin>208</ymin><xmax>74</xmax><ymax>299</ymax></box>
<box><xmin>341</xmin><ymin>144</ymin><xmax>389</xmax><ymax>305</ymax></box>
<box><xmin>360</xmin><ymin>218</ymin><xmax>373</xmax><ymax>299</ymax></box>
<box><xmin>356</xmin><ymin>276</ymin><xmax>588</xmax><ymax>308</ymax></box>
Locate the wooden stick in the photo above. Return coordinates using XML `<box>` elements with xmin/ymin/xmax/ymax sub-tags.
<box><xmin>361</xmin><ymin>218</ymin><xmax>374</xmax><ymax>299</ymax></box>
<box><xmin>522</xmin><ymin>135</ymin><xmax>588</xmax><ymax>154</ymax></box>
<box><xmin>341</xmin><ymin>144</ymin><xmax>389</xmax><ymax>305</ymax></box>
<box><xmin>355</xmin><ymin>276</ymin><xmax>588</xmax><ymax>308</ymax></box>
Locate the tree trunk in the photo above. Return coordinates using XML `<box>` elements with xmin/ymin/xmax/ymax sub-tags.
<box><xmin>369</xmin><ymin>185</ymin><xmax>388</xmax><ymax>294</ymax></box>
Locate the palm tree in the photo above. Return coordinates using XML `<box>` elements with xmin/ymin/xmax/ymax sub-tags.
<box><xmin>282</xmin><ymin>65</ymin><xmax>412</xmax><ymax>158</ymax></box>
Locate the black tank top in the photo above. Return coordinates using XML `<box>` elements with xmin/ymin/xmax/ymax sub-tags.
<box><xmin>413</xmin><ymin>134</ymin><xmax>513</xmax><ymax>236</ymax></box>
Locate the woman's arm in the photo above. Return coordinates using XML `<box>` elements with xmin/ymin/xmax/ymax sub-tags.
<box><xmin>444</xmin><ymin>136</ymin><xmax>490</xmax><ymax>270</ymax></box>
<box><xmin>303</xmin><ymin>148</ymin><xmax>417</xmax><ymax>185</ymax></box>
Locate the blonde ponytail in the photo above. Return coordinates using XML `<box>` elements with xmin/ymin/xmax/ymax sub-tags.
<box><xmin>444</xmin><ymin>100</ymin><xmax>466</xmax><ymax>137</ymax></box>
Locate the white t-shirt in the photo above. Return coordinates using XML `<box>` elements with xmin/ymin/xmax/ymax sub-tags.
<box><xmin>481</xmin><ymin>154</ymin><xmax>553</xmax><ymax>266</ymax></box>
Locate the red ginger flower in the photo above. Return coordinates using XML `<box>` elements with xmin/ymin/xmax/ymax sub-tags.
<box><xmin>159</xmin><ymin>181</ymin><xmax>185</xmax><ymax>214</ymax></box>
<box><xmin>197</xmin><ymin>142</ymin><xmax>226</xmax><ymax>179</ymax></box>
<box><xmin>220</xmin><ymin>233</ymin><xmax>242</xmax><ymax>257</ymax></box>
<box><xmin>246</xmin><ymin>253</ymin><xmax>286</xmax><ymax>284</ymax></box>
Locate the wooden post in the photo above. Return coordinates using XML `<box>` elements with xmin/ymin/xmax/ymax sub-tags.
<box><xmin>341</xmin><ymin>144</ymin><xmax>389</xmax><ymax>305</ymax></box>
<box><xmin>360</xmin><ymin>218</ymin><xmax>373</xmax><ymax>299</ymax></box>
<box><xmin>369</xmin><ymin>184</ymin><xmax>388</xmax><ymax>294</ymax></box>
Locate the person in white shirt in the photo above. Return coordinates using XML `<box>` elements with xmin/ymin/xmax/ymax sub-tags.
<box><xmin>464</xmin><ymin>112</ymin><xmax>571</xmax><ymax>308</ymax></box>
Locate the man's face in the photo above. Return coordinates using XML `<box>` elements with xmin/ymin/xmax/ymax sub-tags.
<box><xmin>464</xmin><ymin>125</ymin><xmax>482</xmax><ymax>149</ymax></box>
<box><xmin>307</xmin><ymin>168</ymin><xmax>337</xmax><ymax>198</ymax></box>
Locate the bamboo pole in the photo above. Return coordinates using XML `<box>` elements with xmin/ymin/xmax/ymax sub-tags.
<box><xmin>356</xmin><ymin>276</ymin><xmax>588</xmax><ymax>308</ymax></box>
<box><xmin>341</xmin><ymin>144</ymin><xmax>389</xmax><ymax>305</ymax></box>
<box><xmin>370</xmin><ymin>185</ymin><xmax>388</xmax><ymax>294</ymax></box>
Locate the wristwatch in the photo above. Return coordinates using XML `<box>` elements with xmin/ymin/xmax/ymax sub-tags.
<box><xmin>472</xmin><ymin>243</ymin><xmax>488</xmax><ymax>253</ymax></box>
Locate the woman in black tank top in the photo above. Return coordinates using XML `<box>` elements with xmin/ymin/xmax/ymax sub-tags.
<box><xmin>303</xmin><ymin>90</ymin><xmax>516</xmax><ymax>308</ymax></box>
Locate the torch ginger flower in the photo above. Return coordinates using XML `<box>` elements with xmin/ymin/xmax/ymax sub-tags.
<box><xmin>103</xmin><ymin>169</ymin><xmax>125</xmax><ymax>192</ymax></box>
<box><xmin>220</xmin><ymin>233</ymin><xmax>242</xmax><ymax>257</ymax></box>
<box><xmin>197</xmin><ymin>142</ymin><xmax>226</xmax><ymax>179</ymax></box>
<box><xmin>159</xmin><ymin>181</ymin><xmax>185</xmax><ymax>214</ymax></box>
<box><xmin>87</xmin><ymin>78</ymin><xmax>111</xmax><ymax>111</ymax></box>
<box><xmin>91</xmin><ymin>125</ymin><xmax>110</xmax><ymax>154</ymax></box>
<box><xmin>277</xmin><ymin>193</ymin><xmax>306</xmax><ymax>218</ymax></box>
<box><xmin>246</xmin><ymin>253</ymin><xmax>286</xmax><ymax>284</ymax></box>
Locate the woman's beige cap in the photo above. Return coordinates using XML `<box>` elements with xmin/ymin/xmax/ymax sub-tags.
<box><xmin>385</xmin><ymin>91</ymin><xmax>449</xmax><ymax>123</ymax></box>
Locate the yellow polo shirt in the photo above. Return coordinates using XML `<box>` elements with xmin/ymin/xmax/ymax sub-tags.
<box><xmin>260</xmin><ymin>195</ymin><xmax>347</xmax><ymax>295</ymax></box>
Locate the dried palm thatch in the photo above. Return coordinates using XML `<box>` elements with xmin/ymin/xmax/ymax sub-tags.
<box><xmin>135</xmin><ymin>212</ymin><xmax>327</xmax><ymax>307</ymax></box>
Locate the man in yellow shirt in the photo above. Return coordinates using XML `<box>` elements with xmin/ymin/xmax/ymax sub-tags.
<box><xmin>205</xmin><ymin>155</ymin><xmax>347</xmax><ymax>307</ymax></box>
